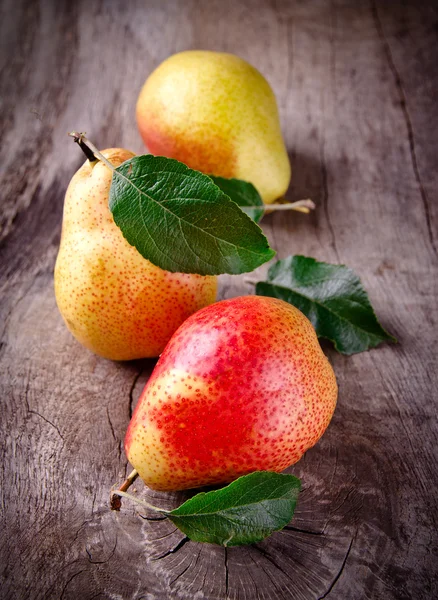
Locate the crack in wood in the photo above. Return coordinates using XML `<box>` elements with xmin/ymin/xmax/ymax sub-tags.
<box><xmin>139</xmin><ymin>513</ymin><xmax>167</xmax><ymax>522</ymax></box>
<box><xmin>28</xmin><ymin>408</ymin><xmax>65</xmax><ymax>448</ymax></box>
<box><xmin>150</xmin><ymin>528</ymin><xmax>180</xmax><ymax>544</ymax></box>
<box><xmin>320</xmin><ymin>134</ymin><xmax>340</xmax><ymax>261</ymax></box>
<box><xmin>129</xmin><ymin>367</ymin><xmax>144</xmax><ymax>419</ymax></box>
<box><xmin>151</xmin><ymin>536</ymin><xmax>190</xmax><ymax>561</ymax></box>
<box><xmin>224</xmin><ymin>547</ymin><xmax>229</xmax><ymax>599</ymax></box>
<box><xmin>248</xmin><ymin>548</ymin><xmax>285</xmax><ymax>595</ymax></box>
<box><xmin>372</xmin><ymin>569</ymin><xmax>401</xmax><ymax>596</ymax></box>
<box><xmin>167</xmin><ymin>548</ymin><xmax>201</xmax><ymax>590</ymax></box>
<box><xmin>91</xmin><ymin>490</ymin><xmax>97</xmax><ymax>517</ymax></box>
<box><xmin>318</xmin><ymin>483</ymin><xmax>362</xmax><ymax>538</ymax></box>
<box><xmin>282</xmin><ymin>525</ymin><xmax>325</xmax><ymax>535</ymax></box>
<box><xmin>246</xmin><ymin>557</ymin><xmax>261</xmax><ymax>599</ymax></box>
<box><xmin>329</xmin><ymin>6</ymin><xmax>337</xmax><ymax>105</ymax></box>
<box><xmin>252</xmin><ymin>544</ymin><xmax>296</xmax><ymax>585</ymax></box>
<box><xmin>169</xmin><ymin>561</ymin><xmax>192</xmax><ymax>589</ymax></box>
<box><xmin>106</xmin><ymin>406</ymin><xmax>122</xmax><ymax>460</ymax></box>
<box><xmin>318</xmin><ymin>533</ymin><xmax>355</xmax><ymax>599</ymax></box>
<box><xmin>371</xmin><ymin>0</ymin><xmax>436</xmax><ymax>256</ymax></box>
<box><xmin>41</xmin><ymin>557</ymin><xmax>83</xmax><ymax>599</ymax></box>
<box><xmin>200</xmin><ymin>558</ymin><xmax>208</xmax><ymax>596</ymax></box>
<box><xmin>59</xmin><ymin>568</ymin><xmax>86</xmax><ymax>600</ymax></box>
<box><xmin>106</xmin><ymin>406</ymin><xmax>117</xmax><ymax>443</ymax></box>
<box><xmin>188</xmin><ymin>546</ymin><xmax>203</xmax><ymax>589</ymax></box>
<box><xmin>105</xmin><ymin>404</ymin><xmax>121</xmax><ymax>463</ymax></box>
<box><xmin>22</xmin><ymin>367</ymin><xmax>65</xmax><ymax>450</ymax></box>
<box><xmin>85</xmin><ymin>535</ymin><xmax>118</xmax><ymax>565</ymax></box>
<box><xmin>71</xmin><ymin>520</ymin><xmax>93</xmax><ymax>546</ymax></box>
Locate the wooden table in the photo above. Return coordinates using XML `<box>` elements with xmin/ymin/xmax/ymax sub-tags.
<box><xmin>1</xmin><ymin>1</ymin><xmax>437</xmax><ymax>598</ymax></box>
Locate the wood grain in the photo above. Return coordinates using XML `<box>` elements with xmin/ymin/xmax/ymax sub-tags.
<box><xmin>1</xmin><ymin>1</ymin><xmax>437</xmax><ymax>598</ymax></box>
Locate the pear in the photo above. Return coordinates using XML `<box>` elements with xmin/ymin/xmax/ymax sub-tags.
<box><xmin>125</xmin><ymin>295</ymin><xmax>337</xmax><ymax>491</ymax></box>
<box><xmin>54</xmin><ymin>148</ymin><xmax>217</xmax><ymax>361</ymax></box>
<box><xmin>136</xmin><ymin>51</ymin><xmax>291</xmax><ymax>204</ymax></box>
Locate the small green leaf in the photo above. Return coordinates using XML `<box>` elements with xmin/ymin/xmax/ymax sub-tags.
<box><xmin>164</xmin><ymin>471</ymin><xmax>301</xmax><ymax>547</ymax></box>
<box><xmin>109</xmin><ymin>155</ymin><xmax>275</xmax><ymax>275</ymax></box>
<box><xmin>209</xmin><ymin>176</ymin><xmax>264</xmax><ymax>223</ymax></box>
<box><xmin>256</xmin><ymin>255</ymin><xmax>396</xmax><ymax>355</ymax></box>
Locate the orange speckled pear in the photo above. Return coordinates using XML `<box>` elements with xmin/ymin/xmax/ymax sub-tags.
<box><xmin>125</xmin><ymin>295</ymin><xmax>337</xmax><ymax>491</ymax></box>
<box><xmin>54</xmin><ymin>148</ymin><xmax>217</xmax><ymax>360</ymax></box>
<box><xmin>136</xmin><ymin>51</ymin><xmax>291</xmax><ymax>204</ymax></box>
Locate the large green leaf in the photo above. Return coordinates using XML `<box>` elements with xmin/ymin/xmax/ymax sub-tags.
<box><xmin>109</xmin><ymin>155</ymin><xmax>274</xmax><ymax>275</ymax></box>
<box><xmin>209</xmin><ymin>176</ymin><xmax>264</xmax><ymax>223</ymax></box>
<box><xmin>165</xmin><ymin>471</ymin><xmax>301</xmax><ymax>547</ymax></box>
<box><xmin>256</xmin><ymin>255</ymin><xmax>396</xmax><ymax>355</ymax></box>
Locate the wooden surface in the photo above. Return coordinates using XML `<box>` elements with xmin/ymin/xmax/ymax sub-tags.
<box><xmin>1</xmin><ymin>1</ymin><xmax>437</xmax><ymax>598</ymax></box>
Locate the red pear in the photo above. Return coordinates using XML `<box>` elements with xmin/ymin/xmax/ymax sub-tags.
<box><xmin>125</xmin><ymin>295</ymin><xmax>337</xmax><ymax>491</ymax></box>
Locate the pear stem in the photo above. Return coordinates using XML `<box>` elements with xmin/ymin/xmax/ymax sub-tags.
<box><xmin>264</xmin><ymin>199</ymin><xmax>316</xmax><ymax>214</ymax></box>
<box><xmin>111</xmin><ymin>490</ymin><xmax>167</xmax><ymax>514</ymax></box>
<box><xmin>68</xmin><ymin>131</ymin><xmax>115</xmax><ymax>172</ymax></box>
<box><xmin>110</xmin><ymin>468</ymin><xmax>139</xmax><ymax>511</ymax></box>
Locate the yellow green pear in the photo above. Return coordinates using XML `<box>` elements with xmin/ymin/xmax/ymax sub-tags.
<box><xmin>136</xmin><ymin>51</ymin><xmax>291</xmax><ymax>204</ymax></box>
<box><xmin>54</xmin><ymin>148</ymin><xmax>217</xmax><ymax>360</ymax></box>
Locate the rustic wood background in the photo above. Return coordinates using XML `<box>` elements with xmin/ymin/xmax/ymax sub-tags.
<box><xmin>1</xmin><ymin>0</ymin><xmax>437</xmax><ymax>598</ymax></box>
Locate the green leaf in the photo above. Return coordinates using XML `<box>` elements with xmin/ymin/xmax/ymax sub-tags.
<box><xmin>255</xmin><ymin>255</ymin><xmax>396</xmax><ymax>355</ymax></box>
<box><xmin>209</xmin><ymin>176</ymin><xmax>264</xmax><ymax>223</ymax></box>
<box><xmin>164</xmin><ymin>471</ymin><xmax>301</xmax><ymax>547</ymax></box>
<box><xmin>109</xmin><ymin>155</ymin><xmax>275</xmax><ymax>275</ymax></box>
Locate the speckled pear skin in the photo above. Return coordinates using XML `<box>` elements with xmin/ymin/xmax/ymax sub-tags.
<box><xmin>125</xmin><ymin>295</ymin><xmax>337</xmax><ymax>491</ymax></box>
<box><xmin>54</xmin><ymin>148</ymin><xmax>217</xmax><ymax>361</ymax></box>
<box><xmin>136</xmin><ymin>51</ymin><xmax>291</xmax><ymax>204</ymax></box>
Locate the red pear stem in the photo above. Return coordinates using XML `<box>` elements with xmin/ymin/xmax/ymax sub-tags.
<box><xmin>110</xmin><ymin>469</ymin><xmax>139</xmax><ymax>511</ymax></box>
<box><xmin>68</xmin><ymin>131</ymin><xmax>115</xmax><ymax>172</ymax></box>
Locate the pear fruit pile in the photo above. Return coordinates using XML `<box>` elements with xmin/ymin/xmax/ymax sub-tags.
<box><xmin>54</xmin><ymin>148</ymin><xmax>217</xmax><ymax>361</ymax></box>
<box><xmin>56</xmin><ymin>52</ymin><xmax>337</xmax><ymax>499</ymax></box>
<box><xmin>136</xmin><ymin>50</ymin><xmax>291</xmax><ymax>204</ymax></box>
<box><xmin>125</xmin><ymin>296</ymin><xmax>337</xmax><ymax>491</ymax></box>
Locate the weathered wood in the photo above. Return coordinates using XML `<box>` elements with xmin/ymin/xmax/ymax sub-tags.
<box><xmin>1</xmin><ymin>1</ymin><xmax>437</xmax><ymax>599</ymax></box>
